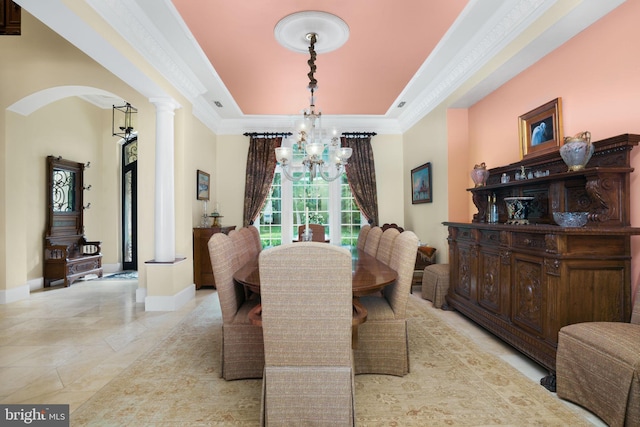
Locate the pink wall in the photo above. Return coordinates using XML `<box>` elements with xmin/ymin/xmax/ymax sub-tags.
<box><xmin>447</xmin><ymin>109</ymin><xmax>470</xmax><ymax>222</ymax></box>
<box><xmin>465</xmin><ymin>0</ymin><xmax>640</xmax><ymax>303</ymax></box>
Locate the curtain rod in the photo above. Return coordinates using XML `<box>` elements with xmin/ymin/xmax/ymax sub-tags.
<box><xmin>342</xmin><ymin>132</ymin><xmax>377</xmax><ymax>137</ymax></box>
<box><xmin>243</xmin><ymin>132</ymin><xmax>292</xmax><ymax>138</ymax></box>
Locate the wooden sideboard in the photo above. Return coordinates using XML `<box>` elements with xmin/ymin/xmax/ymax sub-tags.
<box><xmin>193</xmin><ymin>226</ymin><xmax>236</xmax><ymax>289</ymax></box>
<box><xmin>444</xmin><ymin>134</ymin><xmax>640</xmax><ymax>384</ymax></box>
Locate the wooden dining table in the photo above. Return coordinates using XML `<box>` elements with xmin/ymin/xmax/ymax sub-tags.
<box><xmin>233</xmin><ymin>248</ymin><xmax>398</xmax><ymax>340</ymax></box>
<box><xmin>233</xmin><ymin>248</ymin><xmax>397</xmax><ymax>297</ymax></box>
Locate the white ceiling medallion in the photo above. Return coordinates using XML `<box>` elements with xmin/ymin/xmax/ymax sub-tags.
<box><xmin>274</xmin><ymin>11</ymin><xmax>349</xmax><ymax>54</ymax></box>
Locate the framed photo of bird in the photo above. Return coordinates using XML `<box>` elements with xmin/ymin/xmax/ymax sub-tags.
<box><xmin>518</xmin><ymin>98</ymin><xmax>563</xmax><ymax>159</ymax></box>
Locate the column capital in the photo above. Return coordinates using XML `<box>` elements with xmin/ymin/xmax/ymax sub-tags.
<box><xmin>149</xmin><ymin>97</ymin><xmax>181</xmax><ymax>111</ymax></box>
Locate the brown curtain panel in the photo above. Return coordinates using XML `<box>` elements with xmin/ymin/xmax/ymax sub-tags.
<box><xmin>343</xmin><ymin>136</ymin><xmax>379</xmax><ymax>226</ymax></box>
<box><xmin>243</xmin><ymin>136</ymin><xmax>282</xmax><ymax>227</ymax></box>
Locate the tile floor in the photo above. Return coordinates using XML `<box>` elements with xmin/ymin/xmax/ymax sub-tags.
<box><xmin>0</xmin><ymin>277</ymin><xmax>605</xmax><ymax>425</ymax></box>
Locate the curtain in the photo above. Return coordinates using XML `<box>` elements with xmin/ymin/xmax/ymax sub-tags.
<box><xmin>342</xmin><ymin>136</ymin><xmax>379</xmax><ymax>226</ymax></box>
<box><xmin>243</xmin><ymin>136</ymin><xmax>282</xmax><ymax>227</ymax></box>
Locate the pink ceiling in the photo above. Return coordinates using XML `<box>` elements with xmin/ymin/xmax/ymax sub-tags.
<box><xmin>171</xmin><ymin>1</ymin><xmax>468</xmax><ymax>116</ymax></box>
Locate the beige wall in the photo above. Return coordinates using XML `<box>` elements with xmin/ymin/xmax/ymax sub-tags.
<box><xmin>0</xmin><ymin>12</ymin><xmax>218</xmax><ymax>302</ymax></box>
<box><xmin>403</xmin><ymin>104</ymin><xmax>450</xmax><ymax>262</ymax></box>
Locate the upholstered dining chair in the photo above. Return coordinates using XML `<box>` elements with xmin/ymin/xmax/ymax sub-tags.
<box><xmin>356</xmin><ymin>224</ymin><xmax>371</xmax><ymax>251</ymax></box>
<box><xmin>247</xmin><ymin>225</ymin><xmax>263</xmax><ymax>253</ymax></box>
<box><xmin>363</xmin><ymin>226</ymin><xmax>382</xmax><ymax>256</ymax></box>
<box><xmin>297</xmin><ymin>223</ymin><xmax>326</xmax><ymax>242</ymax></box>
<box><xmin>354</xmin><ymin>230</ymin><xmax>419</xmax><ymax>376</ymax></box>
<box><xmin>375</xmin><ymin>227</ymin><xmax>400</xmax><ymax>265</ymax></box>
<box><xmin>230</xmin><ymin>227</ymin><xmax>253</xmax><ymax>267</ymax></box>
<box><xmin>258</xmin><ymin>243</ymin><xmax>355</xmax><ymax>426</ymax></box>
<box><xmin>556</xmin><ymin>300</ymin><xmax>640</xmax><ymax>427</ymax></box>
<box><xmin>207</xmin><ymin>233</ymin><xmax>264</xmax><ymax>380</ymax></box>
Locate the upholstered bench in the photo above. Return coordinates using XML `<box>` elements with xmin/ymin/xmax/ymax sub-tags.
<box><xmin>421</xmin><ymin>264</ymin><xmax>449</xmax><ymax>309</ymax></box>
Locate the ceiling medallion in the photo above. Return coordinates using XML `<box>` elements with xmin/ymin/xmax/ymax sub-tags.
<box><xmin>274</xmin><ymin>11</ymin><xmax>349</xmax><ymax>54</ymax></box>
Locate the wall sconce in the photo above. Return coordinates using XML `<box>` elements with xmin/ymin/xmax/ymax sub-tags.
<box><xmin>112</xmin><ymin>102</ymin><xmax>137</xmax><ymax>139</ymax></box>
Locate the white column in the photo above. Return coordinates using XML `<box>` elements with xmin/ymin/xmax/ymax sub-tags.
<box><xmin>151</xmin><ymin>98</ymin><xmax>180</xmax><ymax>262</ymax></box>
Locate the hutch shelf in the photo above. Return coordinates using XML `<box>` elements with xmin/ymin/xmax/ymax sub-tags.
<box><xmin>443</xmin><ymin>134</ymin><xmax>640</xmax><ymax>388</ymax></box>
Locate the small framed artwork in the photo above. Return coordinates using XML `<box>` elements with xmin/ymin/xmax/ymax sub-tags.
<box><xmin>411</xmin><ymin>162</ymin><xmax>432</xmax><ymax>204</ymax></box>
<box><xmin>518</xmin><ymin>98</ymin><xmax>563</xmax><ymax>159</ymax></box>
<box><xmin>196</xmin><ymin>170</ymin><xmax>210</xmax><ymax>201</ymax></box>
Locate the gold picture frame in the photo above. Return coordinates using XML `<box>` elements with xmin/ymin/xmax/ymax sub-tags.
<box><xmin>518</xmin><ymin>98</ymin><xmax>563</xmax><ymax>159</ymax></box>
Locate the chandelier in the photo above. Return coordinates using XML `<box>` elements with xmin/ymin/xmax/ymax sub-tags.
<box><xmin>275</xmin><ymin>32</ymin><xmax>352</xmax><ymax>182</ymax></box>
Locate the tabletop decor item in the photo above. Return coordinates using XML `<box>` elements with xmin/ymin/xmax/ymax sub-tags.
<box><xmin>553</xmin><ymin>212</ymin><xmax>588</xmax><ymax>227</ymax></box>
<box><xmin>560</xmin><ymin>131</ymin><xmax>593</xmax><ymax>171</ymax></box>
<box><xmin>470</xmin><ymin>162</ymin><xmax>489</xmax><ymax>187</ymax></box>
<box><xmin>504</xmin><ymin>196</ymin><xmax>535</xmax><ymax>225</ymax></box>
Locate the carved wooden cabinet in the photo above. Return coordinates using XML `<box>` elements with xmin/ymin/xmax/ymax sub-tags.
<box><xmin>444</xmin><ymin>134</ymin><xmax>640</xmax><ymax>375</ymax></box>
<box><xmin>193</xmin><ymin>226</ymin><xmax>236</xmax><ymax>289</ymax></box>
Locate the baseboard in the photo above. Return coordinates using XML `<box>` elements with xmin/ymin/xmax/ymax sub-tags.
<box><xmin>0</xmin><ymin>283</ymin><xmax>30</xmax><ymax>304</ymax></box>
<box><xmin>102</xmin><ymin>263</ymin><xmax>121</xmax><ymax>274</ymax></box>
<box><xmin>144</xmin><ymin>284</ymin><xmax>195</xmax><ymax>311</ymax></box>
<box><xmin>136</xmin><ymin>287</ymin><xmax>147</xmax><ymax>303</ymax></box>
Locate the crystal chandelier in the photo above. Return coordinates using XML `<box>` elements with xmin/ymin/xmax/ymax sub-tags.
<box><xmin>275</xmin><ymin>33</ymin><xmax>352</xmax><ymax>182</ymax></box>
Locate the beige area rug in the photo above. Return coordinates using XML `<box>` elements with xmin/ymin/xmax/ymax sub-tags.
<box><xmin>72</xmin><ymin>293</ymin><xmax>588</xmax><ymax>426</ymax></box>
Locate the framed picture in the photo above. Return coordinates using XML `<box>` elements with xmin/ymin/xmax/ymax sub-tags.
<box><xmin>196</xmin><ymin>170</ymin><xmax>210</xmax><ymax>201</ymax></box>
<box><xmin>411</xmin><ymin>162</ymin><xmax>432</xmax><ymax>204</ymax></box>
<box><xmin>518</xmin><ymin>98</ymin><xmax>563</xmax><ymax>159</ymax></box>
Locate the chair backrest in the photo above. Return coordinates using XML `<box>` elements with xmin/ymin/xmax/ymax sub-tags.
<box><xmin>363</xmin><ymin>226</ymin><xmax>383</xmax><ymax>256</ymax></box>
<box><xmin>247</xmin><ymin>225</ymin><xmax>262</xmax><ymax>253</ymax></box>
<box><xmin>207</xmin><ymin>233</ymin><xmax>246</xmax><ymax>323</ymax></box>
<box><xmin>356</xmin><ymin>224</ymin><xmax>371</xmax><ymax>250</ymax></box>
<box><xmin>230</xmin><ymin>227</ymin><xmax>253</xmax><ymax>267</ymax></box>
<box><xmin>376</xmin><ymin>227</ymin><xmax>400</xmax><ymax>265</ymax></box>
<box><xmin>259</xmin><ymin>242</ymin><xmax>353</xmax><ymax>366</ymax></box>
<box><xmin>383</xmin><ymin>230</ymin><xmax>419</xmax><ymax>318</ymax></box>
<box><xmin>297</xmin><ymin>224</ymin><xmax>326</xmax><ymax>242</ymax></box>
<box><xmin>382</xmin><ymin>223</ymin><xmax>405</xmax><ymax>233</ymax></box>
<box><xmin>239</xmin><ymin>227</ymin><xmax>259</xmax><ymax>258</ymax></box>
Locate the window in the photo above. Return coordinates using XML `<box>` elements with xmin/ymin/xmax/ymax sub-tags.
<box><xmin>256</xmin><ymin>139</ymin><xmax>364</xmax><ymax>247</ymax></box>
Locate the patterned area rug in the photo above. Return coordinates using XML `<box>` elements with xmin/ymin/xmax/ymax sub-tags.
<box><xmin>101</xmin><ymin>271</ymin><xmax>138</xmax><ymax>280</ymax></box>
<box><xmin>72</xmin><ymin>293</ymin><xmax>588</xmax><ymax>426</ymax></box>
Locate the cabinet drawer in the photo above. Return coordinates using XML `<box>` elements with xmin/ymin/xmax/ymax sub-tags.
<box><xmin>511</xmin><ymin>232</ymin><xmax>546</xmax><ymax>251</ymax></box>
<box><xmin>479</xmin><ymin>229</ymin><xmax>501</xmax><ymax>247</ymax></box>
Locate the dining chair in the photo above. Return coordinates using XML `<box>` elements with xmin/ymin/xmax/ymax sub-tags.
<box><xmin>297</xmin><ymin>223</ymin><xmax>326</xmax><ymax>242</ymax></box>
<box><xmin>207</xmin><ymin>233</ymin><xmax>264</xmax><ymax>380</ymax></box>
<box><xmin>363</xmin><ymin>225</ymin><xmax>382</xmax><ymax>256</ymax></box>
<box><xmin>555</xmin><ymin>300</ymin><xmax>640</xmax><ymax>426</ymax></box>
<box><xmin>354</xmin><ymin>230</ymin><xmax>419</xmax><ymax>376</ymax></box>
<box><xmin>239</xmin><ymin>226</ymin><xmax>259</xmax><ymax>258</ymax></box>
<box><xmin>248</xmin><ymin>225</ymin><xmax>263</xmax><ymax>253</ymax></box>
<box><xmin>356</xmin><ymin>224</ymin><xmax>371</xmax><ymax>251</ymax></box>
<box><xmin>375</xmin><ymin>227</ymin><xmax>400</xmax><ymax>265</ymax></box>
<box><xmin>230</xmin><ymin>227</ymin><xmax>253</xmax><ymax>267</ymax></box>
<box><xmin>258</xmin><ymin>243</ymin><xmax>355</xmax><ymax>426</ymax></box>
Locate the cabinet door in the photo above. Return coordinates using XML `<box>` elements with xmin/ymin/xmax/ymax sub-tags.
<box><xmin>511</xmin><ymin>252</ymin><xmax>545</xmax><ymax>336</ymax></box>
<box><xmin>478</xmin><ymin>249</ymin><xmax>502</xmax><ymax>313</ymax></box>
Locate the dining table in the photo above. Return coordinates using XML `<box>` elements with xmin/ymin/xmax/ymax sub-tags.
<box><xmin>233</xmin><ymin>247</ymin><xmax>398</xmax><ymax>345</ymax></box>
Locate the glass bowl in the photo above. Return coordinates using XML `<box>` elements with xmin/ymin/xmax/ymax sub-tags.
<box><xmin>553</xmin><ymin>212</ymin><xmax>588</xmax><ymax>227</ymax></box>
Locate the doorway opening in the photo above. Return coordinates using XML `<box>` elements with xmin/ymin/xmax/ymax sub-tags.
<box><xmin>122</xmin><ymin>138</ymin><xmax>138</xmax><ymax>271</ymax></box>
